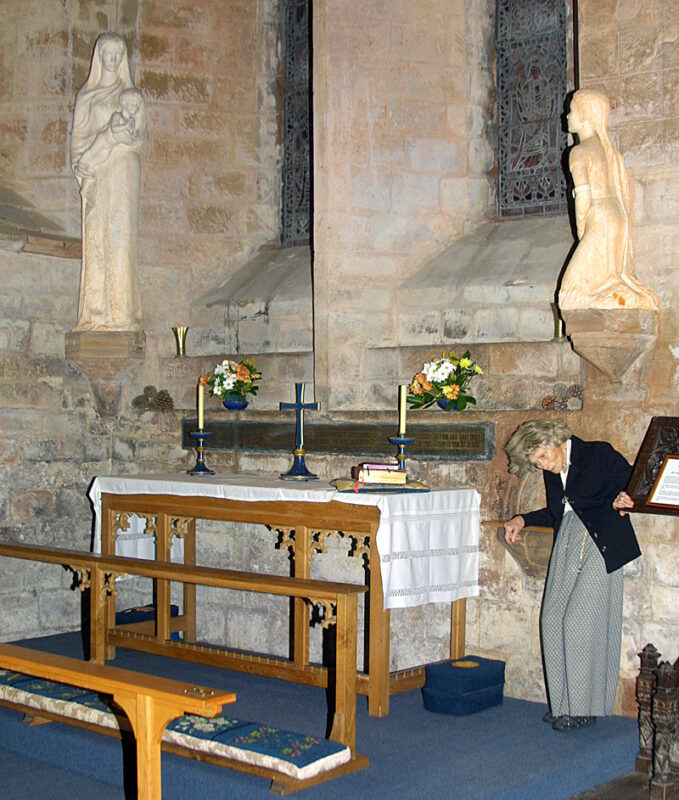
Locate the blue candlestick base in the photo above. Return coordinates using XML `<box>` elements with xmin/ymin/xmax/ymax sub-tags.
<box><xmin>280</xmin><ymin>452</ymin><xmax>318</xmax><ymax>481</ymax></box>
<box><xmin>389</xmin><ymin>434</ymin><xmax>414</xmax><ymax>472</ymax></box>
<box><xmin>187</xmin><ymin>430</ymin><xmax>215</xmax><ymax>476</ymax></box>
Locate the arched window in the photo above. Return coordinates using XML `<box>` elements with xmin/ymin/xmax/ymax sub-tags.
<box><xmin>280</xmin><ymin>0</ymin><xmax>312</xmax><ymax>246</ymax></box>
<box><xmin>496</xmin><ymin>0</ymin><xmax>570</xmax><ymax>217</ymax></box>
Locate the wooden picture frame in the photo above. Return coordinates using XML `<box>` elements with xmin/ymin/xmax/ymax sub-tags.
<box><xmin>626</xmin><ymin>417</ymin><xmax>679</xmax><ymax>516</ymax></box>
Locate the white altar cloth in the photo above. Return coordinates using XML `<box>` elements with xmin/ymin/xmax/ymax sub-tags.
<box><xmin>89</xmin><ymin>473</ymin><xmax>480</xmax><ymax>611</ymax></box>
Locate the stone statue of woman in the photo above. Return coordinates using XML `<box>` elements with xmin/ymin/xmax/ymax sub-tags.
<box><xmin>558</xmin><ymin>90</ymin><xmax>659</xmax><ymax>311</ymax></box>
<box><xmin>70</xmin><ymin>33</ymin><xmax>147</xmax><ymax>332</ymax></box>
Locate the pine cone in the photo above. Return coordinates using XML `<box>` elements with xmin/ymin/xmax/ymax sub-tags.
<box><xmin>153</xmin><ymin>389</ymin><xmax>174</xmax><ymax>411</ymax></box>
<box><xmin>132</xmin><ymin>394</ymin><xmax>152</xmax><ymax>409</ymax></box>
<box><xmin>143</xmin><ymin>385</ymin><xmax>158</xmax><ymax>399</ymax></box>
<box><xmin>541</xmin><ymin>395</ymin><xmax>556</xmax><ymax>410</ymax></box>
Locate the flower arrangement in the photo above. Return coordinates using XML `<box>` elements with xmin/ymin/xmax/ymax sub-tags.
<box><xmin>408</xmin><ymin>350</ymin><xmax>483</xmax><ymax>411</ymax></box>
<box><xmin>206</xmin><ymin>358</ymin><xmax>261</xmax><ymax>401</ymax></box>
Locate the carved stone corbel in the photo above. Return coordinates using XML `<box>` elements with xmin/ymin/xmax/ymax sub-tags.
<box><xmin>560</xmin><ymin>308</ymin><xmax>658</xmax><ymax>384</ymax></box>
<box><xmin>65</xmin><ymin>329</ymin><xmax>145</xmax><ymax>417</ymax></box>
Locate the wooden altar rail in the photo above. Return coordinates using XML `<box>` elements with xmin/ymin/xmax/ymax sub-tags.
<box><xmin>0</xmin><ymin>541</ymin><xmax>367</xmax><ymax>762</ymax></box>
<box><xmin>0</xmin><ymin>642</ymin><xmax>234</xmax><ymax>800</ymax></box>
<box><xmin>98</xmin><ymin>491</ymin><xmax>469</xmax><ymax>718</ymax></box>
<box><xmin>636</xmin><ymin>644</ymin><xmax>679</xmax><ymax>800</ymax></box>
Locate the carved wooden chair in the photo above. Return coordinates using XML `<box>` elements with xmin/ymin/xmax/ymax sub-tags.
<box><xmin>636</xmin><ymin>643</ymin><xmax>679</xmax><ymax>800</ymax></box>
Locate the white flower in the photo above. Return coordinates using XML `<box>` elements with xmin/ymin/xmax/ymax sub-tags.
<box><xmin>424</xmin><ymin>358</ymin><xmax>455</xmax><ymax>383</ymax></box>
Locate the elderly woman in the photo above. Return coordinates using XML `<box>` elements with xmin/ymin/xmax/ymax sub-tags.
<box><xmin>503</xmin><ymin>420</ymin><xmax>639</xmax><ymax>732</ymax></box>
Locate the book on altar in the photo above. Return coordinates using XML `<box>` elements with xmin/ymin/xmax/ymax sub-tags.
<box><xmin>350</xmin><ymin>462</ymin><xmax>407</xmax><ymax>485</ymax></box>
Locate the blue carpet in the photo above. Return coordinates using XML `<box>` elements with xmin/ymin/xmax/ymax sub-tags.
<box><xmin>0</xmin><ymin>633</ymin><xmax>639</xmax><ymax>800</ymax></box>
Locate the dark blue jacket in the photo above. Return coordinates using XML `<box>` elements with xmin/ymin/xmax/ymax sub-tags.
<box><xmin>522</xmin><ymin>436</ymin><xmax>641</xmax><ymax>573</ymax></box>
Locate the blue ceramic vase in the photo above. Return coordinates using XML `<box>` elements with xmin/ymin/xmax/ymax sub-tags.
<box><xmin>223</xmin><ymin>394</ymin><xmax>249</xmax><ymax>411</ymax></box>
<box><xmin>437</xmin><ymin>398</ymin><xmax>459</xmax><ymax>411</ymax></box>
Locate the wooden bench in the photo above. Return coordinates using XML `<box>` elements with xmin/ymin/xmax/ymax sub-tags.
<box><xmin>0</xmin><ymin>541</ymin><xmax>369</xmax><ymax>793</ymax></box>
<box><xmin>0</xmin><ymin>642</ymin><xmax>234</xmax><ymax>800</ymax></box>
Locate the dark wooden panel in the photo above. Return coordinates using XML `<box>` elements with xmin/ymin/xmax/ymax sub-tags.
<box><xmin>182</xmin><ymin>419</ymin><xmax>494</xmax><ymax>461</ymax></box>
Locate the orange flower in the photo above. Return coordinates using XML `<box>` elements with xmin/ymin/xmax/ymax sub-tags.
<box><xmin>410</xmin><ymin>381</ymin><xmax>423</xmax><ymax>395</ymax></box>
<box><xmin>199</xmin><ymin>373</ymin><xmax>211</xmax><ymax>386</ymax></box>
<box><xmin>236</xmin><ymin>363</ymin><xmax>251</xmax><ymax>381</ymax></box>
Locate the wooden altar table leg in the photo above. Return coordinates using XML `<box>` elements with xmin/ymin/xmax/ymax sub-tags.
<box><xmin>101</xmin><ymin>499</ymin><xmax>117</xmax><ymax>661</ymax></box>
<box><xmin>156</xmin><ymin>513</ymin><xmax>171</xmax><ymax>643</ymax></box>
<box><xmin>292</xmin><ymin>526</ymin><xmax>311</xmax><ymax>670</ymax></box>
<box><xmin>450</xmin><ymin>598</ymin><xmax>466</xmax><ymax>660</ymax></box>
<box><xmin>182</xmin><ymin>519</ymin><xmax>196</xmax><ymax>642</ymax></box>
<box><xmin>367</xmin><ymin>540</ymin><xmax>390</xmax><ymax>718</ymax></box>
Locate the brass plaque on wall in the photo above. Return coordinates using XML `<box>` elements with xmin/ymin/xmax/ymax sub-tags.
<box><xmin>182</xmin><ymin>420</ymin><xmax>494</xmax><ymax>461</ymax></box>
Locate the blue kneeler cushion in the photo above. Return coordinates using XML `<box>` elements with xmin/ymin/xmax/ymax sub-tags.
<box><xmin>0</xmin><ymin>668</ymin><xmax>350</xmax><ymax>781</ymax></box>
<box><xmin>423</xmin><ymin>655</ymin><xmax>505</xmax><ymax>716</ymax></box>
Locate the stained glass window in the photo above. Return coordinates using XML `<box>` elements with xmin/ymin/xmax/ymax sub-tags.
<box><xmin>496</xmin><ymin>0</ymin><xmax>569</xmax><ymax>216</ymax></box>
<box><xmin>281</xmin><ymin>0</ymin><xmax>312</xmax><ymax>246</ymax></box>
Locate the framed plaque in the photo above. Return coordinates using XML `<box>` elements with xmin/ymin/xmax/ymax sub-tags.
<box><xmin>626</xmin><ymin>417</ymin><xmax>679</xmax><ymax>516</ymax></box>
<box><xmin>645</xmin><ymin>455</ymin><xmax>679</xmax><ymax>510</ymax></box>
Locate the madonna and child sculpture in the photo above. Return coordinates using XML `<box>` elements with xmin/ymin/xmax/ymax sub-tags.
<box><xmin>559</xmin><ymin>90</ymin><xmax>659</xmax><ymax>312</ymax></box>
<box><xmin>70</xmin><ymin>33</ymin><xmax>147</xmax><ymax>332</ymax></box>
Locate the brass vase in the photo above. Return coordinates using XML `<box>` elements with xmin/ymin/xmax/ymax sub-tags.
<box><xmin>172</xmin><ymin>326</ymin><xmax>189</xmax><ymax>357</ymax></box>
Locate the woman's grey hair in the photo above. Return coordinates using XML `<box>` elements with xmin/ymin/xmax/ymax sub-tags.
<box><xmin>504</xmin><ymin>420</ymin><xmax>572</xmax><ymax>476</ymax></box>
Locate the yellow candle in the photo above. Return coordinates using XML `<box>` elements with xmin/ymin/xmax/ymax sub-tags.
<box><xmin>398</xmin><ymin>384</ymin><xmax>407</xmax><ymax>435</ymax></box>
<box><xmin>197</xmin><ymin>379</ymin><xmax>204</xmax><ymax>429</ymax></box>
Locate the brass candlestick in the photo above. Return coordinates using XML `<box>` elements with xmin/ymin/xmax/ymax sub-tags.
<box><xmin>172</xmin><ymin>326</ymin><xmax>189</xmax><ymax>357</ymax></box>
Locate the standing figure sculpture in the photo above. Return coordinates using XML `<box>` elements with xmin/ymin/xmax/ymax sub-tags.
<box><xmin>559</xmin><ymin>89</ymin><xmax>659</xmax><ymax>311</ymax></box>
<box><xmin>71</xmin><ymin>33</ymin><xmax>147</xmax><ymax>332</ymax></box>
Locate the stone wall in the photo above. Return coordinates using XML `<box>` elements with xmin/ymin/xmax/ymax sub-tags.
<box><xmin>312</xmin><ymin>0</ymin><xmax>495</xmax><ymax>410</ymax></box>
<box><xmin>0</xmin><ymin>0</ymin><xmax>678</xmax><ymax>719</ymax></box>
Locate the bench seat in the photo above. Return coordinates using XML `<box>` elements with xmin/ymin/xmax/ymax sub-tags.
<box><xmin>0</xmin><ymin>668</ymin><xmax>351</xmax><ymax>785</ymax></box>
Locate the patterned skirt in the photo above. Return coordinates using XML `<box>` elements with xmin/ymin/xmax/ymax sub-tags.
<box><xmin>540</xmin><ymin>511</ymin><xmax>623</xmax><ymax>717</ymax></box>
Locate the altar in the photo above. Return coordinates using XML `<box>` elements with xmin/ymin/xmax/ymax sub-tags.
<box><xmin>89</xmin><ymin>473</ymin><xmax>480</xmax><ymax>717</ymax></box>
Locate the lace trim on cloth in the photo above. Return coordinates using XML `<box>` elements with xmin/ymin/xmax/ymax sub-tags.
<box><xmin>382</xmin><ymin>544</ymin><xmax>478</xmax><ymax>562</ymax></box>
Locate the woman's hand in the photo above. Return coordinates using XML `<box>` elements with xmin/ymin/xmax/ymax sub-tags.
<box><xmin>613</xmin><ymin>491</ymin><xmax>634</xmax><ymax>516</ymax></box>
<box><xmin>504</xmin><ymin>515</ymin><xmax>525</xmax><ymax>545</ymax></box>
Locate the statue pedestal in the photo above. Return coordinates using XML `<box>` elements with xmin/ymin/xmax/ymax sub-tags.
<box><xmin>561</xmin><ymin>308</ymin><xmax>658</xmax><ymax>383</ymax></box>
<box><xmin>66</xmin><ymin>329</ymin><xmax>145</xmax><ymax>417</ymax></box>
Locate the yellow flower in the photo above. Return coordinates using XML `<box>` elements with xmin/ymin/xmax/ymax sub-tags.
<box><xmin>459</xmin><ymin>357</ymin><xmax>472</xmax><ymax>369</ymax></box>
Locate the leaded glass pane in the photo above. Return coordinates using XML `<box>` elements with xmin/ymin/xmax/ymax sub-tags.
<box><xmin>281</xmin><ymin>0</ymin><xmax>311</xmax><ymax>246</ymax></box>
<box><xmin>496</xmin><ymin>0</ymin><xmax>568</xmax><ymax>216</ymax></box>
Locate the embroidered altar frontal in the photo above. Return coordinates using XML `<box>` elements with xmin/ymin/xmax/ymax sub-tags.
<box><xmin>422</xmin><ymin>656</ymin><xmax>506</xmax><ymax>716</ymax></box>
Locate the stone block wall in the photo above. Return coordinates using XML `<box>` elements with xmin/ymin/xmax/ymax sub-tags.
<box><xmin>313</xmin><ymin>0</ymin><xmax>495</xmax><ymax>410</ymax></box>
<box><xmin>1</xmin><ymin>0</ymin><xmax>678</xmax><ymax>719</ymax></box>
